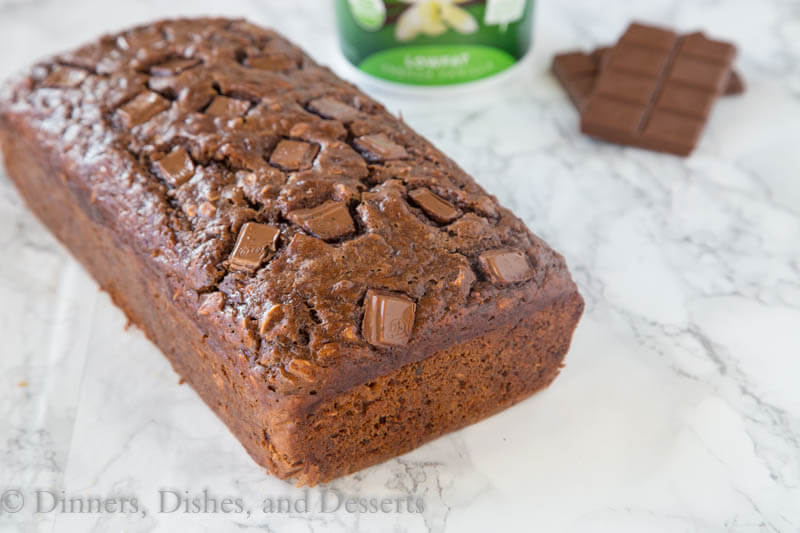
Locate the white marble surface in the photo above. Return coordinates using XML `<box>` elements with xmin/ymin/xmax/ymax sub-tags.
<box><xmin>1</xmin><ymin>0</ymin><xmax>799</xmax><ymax>531</ymax></box>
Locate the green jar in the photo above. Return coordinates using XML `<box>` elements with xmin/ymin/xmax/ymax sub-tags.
<box><xmin>335</xmin><ymin>0</ymin><xmax>535</xmax><ymax>87</ymax></box>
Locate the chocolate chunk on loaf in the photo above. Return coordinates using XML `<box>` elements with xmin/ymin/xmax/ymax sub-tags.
<box><xmin>0</xmin><ymin>18</ymin><xmax>584</xmax><ymax>484</ymax></box>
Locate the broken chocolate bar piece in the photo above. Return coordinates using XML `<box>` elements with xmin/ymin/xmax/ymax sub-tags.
<box><xmin>361</xmin><ymin>289</ymin><xmax>416</xmax><ymax>347</ymax></box>
<box><xmin>247</xmin><ymin>54</ymin><xmax>297</xmax><ymax>71</ymax></box>
<box><xmin>117</xmin><ymin>91</ymin><xmax>170</xmax><ymax>128</ymax></box>
<box><xmin>150</xmin><ymin>57</ymin><xmax>201</xmax><ymax>76</ymax></box>
<box><xmin>205</xmin><ymin>95</ymin><xmax>250</xmax><ymax>117</ymax></box>
<box><xmin>41</xmin><ymin>66</ymin><xmax>88</xmax><ymax>88</ymax></box>
<box><xmin>308</xmin><ymin>97</ymin><xmax>361</xmax><ymax>122</ymax></box>
<box><xmin>269</xmin><ymin>139</ymin><xmax>319</xmax><ymax>170</ymax></box>
<box><xmin>153</xmin><ymin>146</ymin><xmax>194</xmax><ymax>187</ymax></box>
<box><xmin>479</xmin><ymin>249</ymin><xmax>534</xmax><ymax>284</ymax></box>
<box><xmin>408</xmin><ymin>188</ymin><xmax>461</xmax><ymax>224</ymax></box>
<box><xmin>353</xmin><ymin>133</ymin><xmax>408</xmax><ymax>161</ymax></box>
<box><xmin>287</xmin><ymin>200</ymin><xmax>354</xmax><ymax>241</ymax></box>
<box><xmin>229</xmin><ymin>222</ymin><xmax>280</xmax><ymax>271</ymax></box>
<box><xmin>580</xmin><ymin>23</ymin><xmax>736</xmax><ymax>156</ymax></box>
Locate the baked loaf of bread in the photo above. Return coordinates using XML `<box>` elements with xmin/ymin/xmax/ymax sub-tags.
<box><xmin>0</xmin><ymin>18</ymin><xmax>583</xmax><ymax>484</ymax></box>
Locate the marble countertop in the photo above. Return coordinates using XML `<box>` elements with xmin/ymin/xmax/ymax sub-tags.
<box><xmin>1</xmin><ymin>0</ymin><xmax>798</xmax><ymax>531</ymax></box>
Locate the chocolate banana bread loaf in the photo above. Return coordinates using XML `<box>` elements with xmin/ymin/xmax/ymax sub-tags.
<box><xmin>0</xmin><ymin>18</ymin><xmax>584</xmax><ymax>484</ymax></box>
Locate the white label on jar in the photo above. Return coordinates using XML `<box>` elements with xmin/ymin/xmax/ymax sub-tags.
<box><xmin>347</xmin><ymin>0</ymin><xmax>387</xmax><ymax>31</ymax></box>
<box><xmin>484</xmin><ymin>0</ymin><xmax>526</xmax><ymax>27</ymax></box>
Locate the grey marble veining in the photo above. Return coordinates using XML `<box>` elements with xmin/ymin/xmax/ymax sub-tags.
<box><xmin>0</xmin><ymin>0</ymin><xmax>798</xmax><ymax>532</ymax></box>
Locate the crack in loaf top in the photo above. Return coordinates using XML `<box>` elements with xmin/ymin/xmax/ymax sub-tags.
<box><xmin>0</xmin><ymin>18</ymin><xmax>571</xmax><ymax>393</ymax></box>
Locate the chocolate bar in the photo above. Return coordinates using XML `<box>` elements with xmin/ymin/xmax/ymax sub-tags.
<box><xmin>578</xmin><ymin>23</ymin><xmax>736</xmax><ymax>155</ymax></box>
<box><xmin>552</xmin><ymin>38</ymin><xmax>743</xmax><ymax>111</ymax></box>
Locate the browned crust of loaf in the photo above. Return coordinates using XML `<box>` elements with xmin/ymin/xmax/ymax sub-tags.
<box><xmin>1</xmin><ymin>116</ymin><xmax>583</xmax><ymax>483</ymax></box>
<box><xmin>0</xmin><ymin>17</ymin><xmax>579</xmax><ymax>400</ymax></box>
<box><xmin>0</xmin><ymin>17</ymin><xmax>584</xmax><ymax>483</ymax></box>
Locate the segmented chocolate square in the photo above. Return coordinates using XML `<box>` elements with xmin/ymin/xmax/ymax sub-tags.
<box><xmin>269</xmin><ymin>139</ymin><xmax>319</xmax><ymax>171</ymax></box>
<box><xmin>552</xmin><ymin>52</ymin><xmax>597</xmax><ymax>79</ymax></box>
<box><xmin>668</xmin><ymin>56</ymin><xmax>730</xmax><ymax>92</ymax></box>
<box><xmin>581</xmin><ymin>98</ymin><xmax>645</xmax><ymax>139</ymax></box>
<box><xmin>154</xmin><ymin>146</ymin><xmax>194</xmax><ymax>187</ymax></box>
<box><xmin>229</xmin><ymin>222</ymin><xmax>280</xmax><ymax>271</ymax></box>
<box><xmin>247</xmin><ymin>54</ymin><xmax>297</xmax><ymax>71</ymax></box>
<box><xmin>620</xmin><ymin>22</ymin><xmax>677</xmax><ymax>50</ymax></box>
<box><xmin>640</xmin><ymin>111</ymin><xmax>705</xmax><ymax>154</ymax></box>
<box><xmin>353</xmin><ymin>133</ymin><xmax>408</xmax><ymax>161</ymax></box>
<box><xmin>605</xmin><ymin>46</ymin><xmax>673</xmax><ymax>77</ymax></box>
<box><xmin>117</xmin><ymin>91</ymin><xmax>170</xmax><ymax>128</ymax></box>
<box><xmin>307</xmin><ymin>97</ymin><xmax>360</xmax><ymax>122</ymax></box>
<box><xmin>41</xmin><ymin>66</ymin><xmax>88</xmax><ymax>88</ymax></box>
<box><xmin>551</xmin><ymin>51</ymin><xmax>603</xmax><ymax>108</ymax></box>
<box><xmin>680</xmin><ymin>32</ymin><xmax>736</xmax><ymax>63</ymax></box>
<box><xmin>479</xmin><ymin>249</ymin><xmax>533</xmax><ymax>284</ymax></box>
<box><xmin>150</xmin><ymin>57</ymin><xmax>201</xmax><ymax>76</ymax></box>
<box><xmin>361</xmin><ymin>289</ymin><xmax>416</xmax><ymax>347</ymax></box>
<box><xmin>287</xmin><ymin>201</ymin><xmax>354</xmax><ymax>241</ymax></box>
<box><xmin>205</xmin><ymin>95</ymin><xmax>251</xmax><ymax>116</ymax></box>
<box><xmin>408</xmin><ymin>188</ymin><xmax>461</xmax><ymax>224</ymax></box>
<box><xmin>593</xmin><ymin>70</ymin><xmax>658</xmax><ymax>105</ymax></box>
<box><xmin>655</xmin><ymin>84</ymin><xmax>716</xmax><ymax>119</ymax></box>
